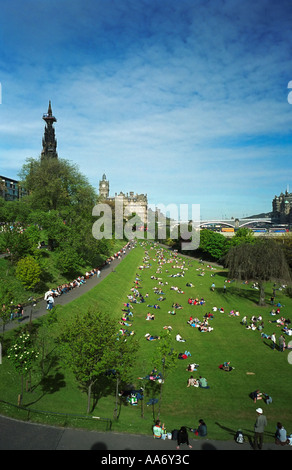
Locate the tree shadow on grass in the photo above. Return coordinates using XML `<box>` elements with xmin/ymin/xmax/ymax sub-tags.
<box><xmin>90</xmin><ymin>375</ymin><xmax>116</xmax><ymax>413</ymax></box>
<box><xmin>24</xmin><ymin>352</ymin><xmax>66</xmax><ymax>406</ymax></box>
<box><xmin>224</xmin><ymin>286</ymin><xmax>263</xmax><ymax>305</ymax></box>
<box><xmin>215</xmin><ymin>422</ymin><xmax>254</xmax><ymax>447</ymax></box>
<box><xmin>24</xmin><ymin>370</ymin><xmax>66</xmax><ymax>407</ymax></box>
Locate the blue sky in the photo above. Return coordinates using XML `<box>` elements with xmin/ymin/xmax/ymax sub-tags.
<box><xmin>1</xmin><ymin>0</ymin><xmax>292</xmax><ymax>220</ymax></box>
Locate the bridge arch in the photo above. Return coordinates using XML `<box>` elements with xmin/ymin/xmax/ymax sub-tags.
<box><xmin>200</xmin><ymin>221</ymin><xmax>235</xmax><ymax>229</ymax></box>
<box><xmin>239</xmin><ymin>220</ymin><xmax>273</xmax><ymax>228</ymax></box>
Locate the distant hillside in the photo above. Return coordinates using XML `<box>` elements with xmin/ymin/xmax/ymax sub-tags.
<box><xmin>245</xmin><ymin>212</ymin><xmax>272</xmax><ymax>219</ymax></box>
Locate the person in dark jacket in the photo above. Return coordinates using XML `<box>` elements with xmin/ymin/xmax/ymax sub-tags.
<box><xmin>176</xmin><ymin>426</ymin><xmax>192</xmax><ymax>449</ymax></box>
<box><xmin>191</xmin><ymin>419</ymin><xmax>207</xmax><ymax>437</ymax></box>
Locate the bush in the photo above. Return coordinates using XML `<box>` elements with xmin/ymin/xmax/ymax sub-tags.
<box><xmin>16</xmin><ymin>256</ymin><xmax>42</xmax><ymax>289</ymax></box>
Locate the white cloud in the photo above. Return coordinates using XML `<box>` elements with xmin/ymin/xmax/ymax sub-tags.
<box><xmin>1</xmin><ymin>0</ymin><xmax>292</xmax><ymax>219</ymax></box>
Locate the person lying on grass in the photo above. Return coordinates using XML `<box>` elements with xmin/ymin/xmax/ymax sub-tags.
<box><xmin>145</xmin><ymin>333</ymin><xmax>160</xmax><ymax>341</ymax></box>
<box><xmin>186</xmin><ymin>363</ymin><xmax>199</xmax><ymax>372</ymax></box>
<box><xmin>176</xmin><ymin>333</ymin><xmax>186</xmax><ymax>342</ymax></box>
<box><xmin>218</xmin><ymin>361</ymin><xmax>234</xmax><ymax>371</ymax></box>
<box><xmin>250</xmin><ymin>389</ymin><xmax>262</xmax><ymax>403</ymax></box>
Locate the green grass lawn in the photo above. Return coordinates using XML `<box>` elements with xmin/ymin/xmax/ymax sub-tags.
<box><xmin>1</xmin><ymin>241</ymin><xmax>292</xmax><ymax>442</ymax></box>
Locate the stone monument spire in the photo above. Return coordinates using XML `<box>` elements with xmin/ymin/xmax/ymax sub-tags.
<box><xmin>41</xmin><ymin>101</ymin><xmax>58</xmax><ymax>160</ymax></box>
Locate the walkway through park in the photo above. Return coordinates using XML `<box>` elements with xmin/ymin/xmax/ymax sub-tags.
<box><xmin>4</xmin><ymin>246</ymin><xmax>129</xmax><ymax>332</ymax></box>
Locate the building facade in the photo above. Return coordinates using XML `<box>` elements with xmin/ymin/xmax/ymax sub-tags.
<box><xmin>272</xmin><ymin>189</ymin><xmax>292</xmax><ymax>225</ymax></box>
<box><xmin>0</xmin><ymin>175</ymin><xmax>27</xmax><ymax>201</ymax></box>
<box><xmin>98</xmin><ymin>174</ymin><xmax>148</xmax><ymax>224</ymax></box>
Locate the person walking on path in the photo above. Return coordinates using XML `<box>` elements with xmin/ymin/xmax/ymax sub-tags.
<box><xmin>270</xmin><ymin>332</ymin><xmax>276</xmax><ymax>350</ymax></box>
<box><xmin>253</xmin><ymin>408</ymin><xmax>267</xmax><ymax>450</ymax></box>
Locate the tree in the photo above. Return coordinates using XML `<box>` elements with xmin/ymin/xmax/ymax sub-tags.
<box><xmin>55</xmin><ymin>243</ymin><xmax>82</xmax><ymax>274</ymax></box>
<box><xmin>59</xmin><ymin>308</ymin><xmax>135</xmax><ymax>413</ymax></box>
<box><xmin>229</xmin><ymin>227</ymin><xmax>255</xmax><ymax>247</ymax></box>
<box><xmin>0</xmin><ymin>287</ymin><xmax>15</xmax><ymax>336</ymax></box>
<box><xmin>275</xmin><ymin>232</ymin><xmax>292</xmax><ymax>270</ymax></box>
<box><xmin>16</xmin><ymin>256</ymin><xmax>41</xmax><ymax>289</ymax></box>
<box><xmin>111</xmin><ymin>336</ymin><xmax>139</xmax><ymax>420</ymax></box>
<box><xmin>225</xmin><ymin>238</ymin><xmax>291</xmax><ymax>305</ymax></box>
<box><xmin>7</xmin><ymin>331</ymin><xmax>40</xmax><ymax>404</ymax></box>
<box><xmin>1</xmin><ymin>226</ymin><xmax>34</xmax><ymax>263</ymax></box>
<box><xmin>195</xmin><ymin>229</ymin><xmax>228</xmax><ymax>261</ymax></box>
<box><xmin>152</xmin><ymin>330</ymin><xmax>177</xmax><ymax>418</ymax></box>
<box><xmin>19</xmin><ymin>156</ymin><xmax>97</xmax><ymax>212</ymax></box>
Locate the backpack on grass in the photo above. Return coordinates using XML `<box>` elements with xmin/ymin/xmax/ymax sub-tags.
<box><xmin>235</xmin><ymin>430</ymin><xmax>244</xmax><ymax>444</ymax></box>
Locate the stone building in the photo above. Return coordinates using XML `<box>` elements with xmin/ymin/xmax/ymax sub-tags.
<box><xmin>98</xmin><ymin>174</ymin><xmax>148</xmax><ymax>224</ymax></box>
<box><xmin>272</xmin><ymin>189</ymin><xmax>292</xmax><ymax>225</ymax></box>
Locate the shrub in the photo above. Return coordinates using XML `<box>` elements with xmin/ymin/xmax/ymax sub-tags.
<box><xmin>16</xmin><ymin>256</ymin><xmax>42</xmax><ymax>289</ymax></box>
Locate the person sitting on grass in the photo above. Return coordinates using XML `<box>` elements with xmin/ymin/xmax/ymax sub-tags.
<box><xmin>187</xmin><ymin>375</ymin><xmax>199</xmax><ymax>387</ymax></box>
<box><xmin>263</xmin><ymin>392</ymin><xmax>272</xmax><ymax>405</ymax></box>
<box><xmin>153</xmin><ymin>420</ymin><xmax>165</xmax><ymax>439</ymax></box>
<box><xmin>146</xmin><ymin>312</ymin><xmax>155</xmax><ymax>320</ymax></box>
<box><xmin>188</xmin><ymin>317</ymin><xmax>201</xmax><ymax>327</ymax></box>
<box><xmin>275</xmin><ymin>422</ymin><xmax>288</xmax><ymax>446</ymax></box>
<box><xmin>199</xmin><ymin>376</ymin><xmax>209</xmax><ymax>388</ymax></box>
<box><xmin>190</xmin><ymin>419</ymin><xmax>207</xmax><ymax>437</ymax></box>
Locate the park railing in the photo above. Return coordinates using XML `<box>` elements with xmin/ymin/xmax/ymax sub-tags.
<box><xmin>0</xmin><ymin>399</ymin><xmax>112</xmax><ymax>431</ymax></box>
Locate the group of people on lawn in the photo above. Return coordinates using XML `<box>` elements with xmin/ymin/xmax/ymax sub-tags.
<box><xmin>121</xmin><ymin>243</ymin><xmax>291</xmax><ymax>446</ymax></box>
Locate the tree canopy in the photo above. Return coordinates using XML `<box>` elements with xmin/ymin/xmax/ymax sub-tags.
<box><xmin>59</xmin><ymin>308</ymin><xmax>138</xmax><ymax>413</ymax></box>
<box><xmin>225</xmin><ymin>238</ymin><xmax>291</xmax><ymax>305</ymax></box>
<box><xmin>19</xmin><ymin>156</ymin><xmax>97</xmax><ymax>213</ymax></box>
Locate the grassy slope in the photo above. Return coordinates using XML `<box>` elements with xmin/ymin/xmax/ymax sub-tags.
<box><xmin>0</xmin><ymin>239</ymin><xmax>127</xmax><ymax>305</ymax></box>
<box><xmin>1</xmin><ymin>242</ymin><xmax>291</xmax><ymax>441</ymax></box>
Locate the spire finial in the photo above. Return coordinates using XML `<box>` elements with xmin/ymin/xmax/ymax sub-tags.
<box><xmin>48</xmin><ymin>100</ymin><xmax>52</xmax><ymax>116</ymax></box>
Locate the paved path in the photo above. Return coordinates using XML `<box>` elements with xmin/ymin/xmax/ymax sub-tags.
<box><xmin>4</xmin><ymin>247</ymin><xmax>128</xmax><ymax>332</ymax></box>
<box><xmin>0</xmin><ymin>414</ymin><xmax>290</xmax><ymax>451</ymax></box>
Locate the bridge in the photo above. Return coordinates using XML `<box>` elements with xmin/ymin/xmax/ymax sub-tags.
<box><xmin>195</xmin><ymin>218</ymin><xmax>289</xmax><ymax>237</ymax></box>
<box><xmin>199</xmin><ymin>218</ymin><xmax>272</xmax><ymax>229</ymax></box>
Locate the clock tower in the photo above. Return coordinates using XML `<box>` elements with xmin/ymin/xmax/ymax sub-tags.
<box><xmin>99</xmin><ymin>173</ymin><xmax>109</xmax><ymax>199</ymax></box>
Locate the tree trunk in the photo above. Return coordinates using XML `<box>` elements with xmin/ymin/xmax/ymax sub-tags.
<box><xmin>87</xmin><ymin>382</ymin><xmax>92</xmax><ymax>414</ymax></box>
<box><xmin>259</xmin><ymin>282</ymin><xmax>265</xmax><ymax>306</ymax></box>
<box><xmin>18</xmin><ymin>375</ymin><xmax>24</xmax><ymax>406</ymax></box>
<box><xmin>113</xmin><ymin>377</ymin><xmax>120</xmax><ymax>420</ymax></box>
<box><xmin>157</xmin><ymin>360</ymin><xmax>166</xmax><ymax>418</ymax></box>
